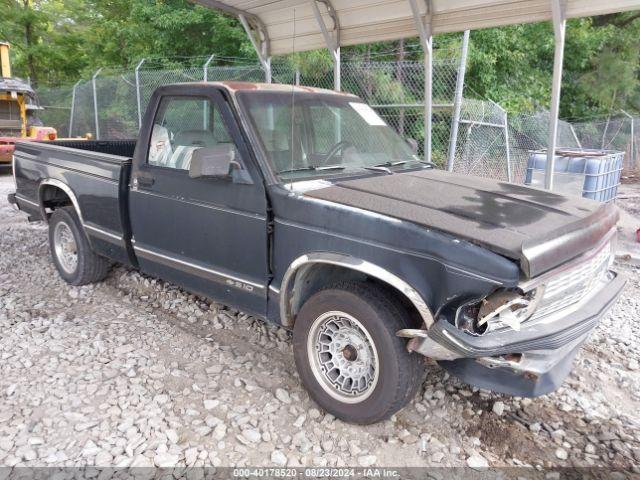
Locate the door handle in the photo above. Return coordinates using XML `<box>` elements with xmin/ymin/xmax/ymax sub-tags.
<box><xmin>134</xmin><ymin>176</ymin><xmax>155</xmax><ymax>188</ymax></box>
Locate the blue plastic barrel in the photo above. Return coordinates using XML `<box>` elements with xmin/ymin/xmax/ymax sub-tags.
<box><xmin>524</xmin><ymin>149</ymin><xmax>624</xmax><ymax>202</ymax></box>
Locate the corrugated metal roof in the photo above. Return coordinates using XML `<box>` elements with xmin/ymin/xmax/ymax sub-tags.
<box><xmin>191</xmin><ymin>0</ymin><xmax>640</xmax><ymax>55</ymax></box>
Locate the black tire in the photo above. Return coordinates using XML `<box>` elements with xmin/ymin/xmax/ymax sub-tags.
<box><xmin>293</xmin><ymin>281</ymin><xmax>424</xmax><ymax>424</ymax></box>
<box><xmin>48</xmin><ymin>207</ymin><xmax>110</xmax><ymax>286</ymax></box>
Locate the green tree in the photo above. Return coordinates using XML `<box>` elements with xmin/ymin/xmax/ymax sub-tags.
<box><xmin>82</xmin><ymin>0</ymin><xmax>253</xmax><ymax>70</ymax></box>
<box><xmin>0</xmin><ymin>0</ymin><xmax>254</xmax><ymax>85</ymax></box>
<box><xmin>461</xmin><ymin>15</ymin><xmax>640</xmax><ymax>117</ymax></box>
<box><xmin>1</xmin><ymin>0</ymin><xmax>638</xmax><ymax>118</ymax></box>
<box><xmin>0</xmin><ymin>0</ymin><xmax>92</xmax><ymax>86</ymax></box>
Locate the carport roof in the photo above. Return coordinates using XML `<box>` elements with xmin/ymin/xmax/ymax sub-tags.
<box><xmin>192</xmin><ymin>0</ymin><xmax>640</xmax><ymax>56</ymax></box>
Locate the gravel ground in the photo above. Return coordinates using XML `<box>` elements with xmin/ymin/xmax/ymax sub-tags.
<box><xmin>0</xmin><ymin>174</ymin><xmax>639</xmax><ymax>470</ymax></box>
<box><xmin>619</xmin><ymin>184</ymin><xmax>640</xmax><ymax>218</ymax></box>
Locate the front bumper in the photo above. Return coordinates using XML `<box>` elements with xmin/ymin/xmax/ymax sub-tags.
<box><xmin>409</xmin><ymin>270</ymin><xmax>626</xmax><ymax>397</ymax></box>
<box><xmin>438</xmin><ymin>343</ymin><xmax>582</xmax><ymax>397</ymax></box>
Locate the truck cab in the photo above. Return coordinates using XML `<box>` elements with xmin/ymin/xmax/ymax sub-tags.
<box><xmin>9</xmin><ymin>82</ymin><xmax>626</xmax><ymax>424</ymax></box>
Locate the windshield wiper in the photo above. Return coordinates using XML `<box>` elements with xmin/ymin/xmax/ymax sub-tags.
<box><xmin>363</xmin><ymin>165</ymin><xmax>392</xmax><ymax>174</ymax></box>
<box><xmin>374</xmin><ymin>159</ymin><xmax>437</xmax><ymax>169</ymax></box>
<box><xmin>279</xmin><ymin>164</ymin><xmax>346</xmax><ymax>174</ymax></box>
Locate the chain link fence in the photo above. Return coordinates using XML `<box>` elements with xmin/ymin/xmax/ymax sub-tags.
<box><xmin>272</xmin><ymin>51</ymin><xmax>461</xmax><ymax>162</ymax></box>
<box><xmin>507</xmin><ymin>111</ymin><xmax>581</xmax><ymax>184</ymax></box>
<box><xmin>36</xmin><ymin>85</ymin><xmax>75</xmax><ymax>138</ymax></box>
<box><xmin>506</xmin><ymin>112</ymin><xmax>639</xmax><ymax>183</ymax></box>
<box><xmin>37</xmin><ymin>55</ymin><xmax>638</xmax><ymax>181</ymax></box>
<box><xmin>37</xmin><ymin>53</ymin><xmax>463</xmax><ymax>164</ymax></box>
<box><xmin>446</xmin><ymin>105</ymin><xmax>638</xmax><ymax>184</ymax></box>
<box><xmin>342</xmin><ymin>55</ymin><xmax>460</xmax><ymax>163</ymax></box>
<box><xmin>448</xmin><ymin>98</ymin><xmax>510</xmax><ymax>180</ymax></box>
<box><xmin>573</xmin><ymin>115</ymin><xmax>639</xmax><ymax>172</ymax></box>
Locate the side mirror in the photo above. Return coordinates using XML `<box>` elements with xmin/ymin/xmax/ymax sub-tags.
<box><xmin>189</xmin><ymin>145</ymin><xmax>241</xmax><ymax>179</ymax></box>
<box><xmin>405</xmin><ymin>138</ymin><xmax>419</xmax><ymax>154</ymax></box>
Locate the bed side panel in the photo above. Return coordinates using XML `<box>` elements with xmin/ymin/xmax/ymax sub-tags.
<box><xmin>13</xmin><ymin>141</ymin><xmax>133</xmax><ymax>266</ymax></box>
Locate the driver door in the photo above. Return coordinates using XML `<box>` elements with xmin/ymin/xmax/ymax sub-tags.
<box><xmin>129</xmin><ymin>87</ymin><xmax>269</xmax><ymax>317</ymax></box>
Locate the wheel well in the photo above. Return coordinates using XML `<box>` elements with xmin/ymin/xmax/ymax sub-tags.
<box><xmin>39</xmin><ymin>185</ymin><xmax>72</xmax><ymax>220</ymax></box>
<box><xmin>286</xmin><ymin>263</ymin><xmax>424</xmax><ymax>330</ymax></box>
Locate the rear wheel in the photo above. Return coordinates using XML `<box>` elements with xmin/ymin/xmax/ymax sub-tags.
<box><xmin>48</xmin><ymin>207</ymin><xmax>110</xmax><ymax>285</ymax></box>
<box><xmin>293</xmin><ymin>281</ymin><xmax>424</xmax><ymax>424</ymax></box>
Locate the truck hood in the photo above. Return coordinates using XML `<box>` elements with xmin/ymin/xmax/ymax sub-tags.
<box><xmin>305</xmin><ymin>169</ymin><xmax>618</xmax><ymax>278</ymax></box>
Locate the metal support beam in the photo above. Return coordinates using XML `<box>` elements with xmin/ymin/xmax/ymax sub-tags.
<box><xmin>203</xmin><ymin>55</ymin><xmax>215</xmax><ymax>128</ymax></box>
<box><xmin>408</xmin><ymin>0</ymin><xmax>433</xmax><ymax>163</ymax></box>
<box><xmin>135</xmin><ymin>59</ymin><xmax>146</xmax><ymax>130</ymax></box>
<box><xmin>334</xmin><ymin>48</ymin><xmax>341</xmax><ymax>91</ymax></box>
<box><xmin>544</xmin><ymin>0</ymin><xmax>566</xmax><ymax>190</ymax></box>
<box><xmin>191</xmin><ymin>0</ymin><xmax>269</xmax><ymax>56</ymax></box>
<box><xmin>68</xmin><ymin>80</ymin><xmax>82</xmax><ymax>137</ymax></box>
<box><xmin>447</xmin><ymin>30</ymin><xmax>470</xmax><ymax>171</ymax></box>
<box><xmin>92</xmin><ymin>68</ymin><xmax>103</xmax><ymax>140</ymax></box>
<box><xmin>193</xmin><ymin>0</ymin><xmax>271</xmax><ymax>82</ymax></box>
<box><xmin>238</xmin><ymin>13</ymin><xmax>271</xmax><ymax>83</ymax></box>
<box><xmin>309</xmin><ymin>0</ymin><xmax>341</xmax><ymax>91</ymax></box>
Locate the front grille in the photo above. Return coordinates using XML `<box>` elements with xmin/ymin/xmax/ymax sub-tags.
<box><xmin>530</xmin><ymin>241</ymin><xmax>612</xmax><ymax>320</ymax></box>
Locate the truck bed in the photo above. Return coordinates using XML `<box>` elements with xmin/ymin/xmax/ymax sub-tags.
<box><xmin>44</xmin><ymin>139</ymin><xmax>137</xmax><ymax>158</ymax></box>
<box><xmin>11</xmin><ymin>139</ymin><xmax>136</xmax><ymax>266</ymax></box>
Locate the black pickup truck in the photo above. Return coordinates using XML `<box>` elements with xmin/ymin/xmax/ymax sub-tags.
<box><xmin>9</xmin><ymin>82</ymin><xmax>625</xmax><ymax>424</ymax></box>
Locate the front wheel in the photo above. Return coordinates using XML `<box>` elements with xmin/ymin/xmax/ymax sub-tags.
<box><xmin>48</xmin><ymin>207</ymin><xmax>110</xmax><ymax>286</ymax></box>
<box><xmin>293</xmin><ymin>281</ymin><xmax>424</xmax><ymax>424</ymax></box>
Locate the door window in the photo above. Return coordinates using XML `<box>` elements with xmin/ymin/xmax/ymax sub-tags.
<box><xmin>148</xmin><ymin>96</ymin><xmax>232</xmax><ymax>170</ymax></box>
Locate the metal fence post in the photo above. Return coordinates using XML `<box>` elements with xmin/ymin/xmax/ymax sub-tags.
<box><xmin>203</xmin><ymin>54</ymin><xmax>215</xmax><ymax>82</ymax></box>
<box><xmin>619</xmin><ymin>109</ymin><xmax>637</xmax><ymax>169</ymax></box>
<box><xmin>68</xmin><ymin>80</ymin><xmax>82</xmax><ymax>138</ymax></box>
<box><xmin>447</xmin><ymin>30</ymin><xmax>470</xmax><ymax>171</ymax></box>
<box><xmin>92</xmin><ymin>68</ymin><xmax>103</xmax><ymax>140</ymax></box>
<box><xmin>135</xmin><ymin>59</ymin><xmax>146</xmax><ymax>130</ymax></box>
<box><xmin>503</xmin><ymin>108</ymin><xmax>512</xmax><ymax>182</ymax></box>
<box><xmin>569</xmin><ymin>124</ymin><xmax>583</xmax><ymax>150</ymax></box>
<box><xmin>632</xmin><ymin>116</ymin><xmax>637</xmax><ymax>169</ymax></box>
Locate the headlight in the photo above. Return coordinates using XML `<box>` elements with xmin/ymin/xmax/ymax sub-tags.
<box><xmin>455</xmin><ymin>287</ymin><xmax>545</xmax><ymax>336</ymax></box>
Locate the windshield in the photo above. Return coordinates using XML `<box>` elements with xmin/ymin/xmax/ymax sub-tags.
<box><xmin>237</xmin><ymin>91</ymin><xmax>423</xmax><ymax>180</ymax></box>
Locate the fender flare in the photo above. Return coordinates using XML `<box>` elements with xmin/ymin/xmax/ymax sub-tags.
<box><xmin>279</xmin><ymin>252</ymin><xmax>435</xmax><ymax>328</ymax></box>
<box><xmin>37</xmin><ymin>179</ymin><xmax>88</xmax><ymax>234</ymax></box>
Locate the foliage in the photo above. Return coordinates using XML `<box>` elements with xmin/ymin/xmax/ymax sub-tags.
<box><xmin>461</xmin><ymin>16</ymin><xmax>640</xmax><ymax>117</ymax></box>
<box><xmin>0</xmin><ymin>0</ymin><xmax>92</xmax><ymax>85</ymax></box>
<box><xmin>83</xmin><ymin>0</ymin><xmax>253</xmax><ymax>70</ymax></box>
<box><xmin>0</xmin><ymin>0</ymin><xmax>254</xmax><ymax>86</ymax></box>
<box><xmin>0</xmin><ymin>0</ymin><xmax>638</xmax><ymax>118</ymax></box>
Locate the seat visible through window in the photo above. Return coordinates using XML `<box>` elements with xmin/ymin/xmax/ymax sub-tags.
<box><xmin>147</xmin><ymin>96</ymin><xmax>233</xmax><ymax>171</ymax></box>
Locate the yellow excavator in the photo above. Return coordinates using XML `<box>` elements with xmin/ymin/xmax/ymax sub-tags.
<box><xmin>0</xmin><ymin>41</ymin><xmax>58</xmax><ymax>164</ymax></box>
